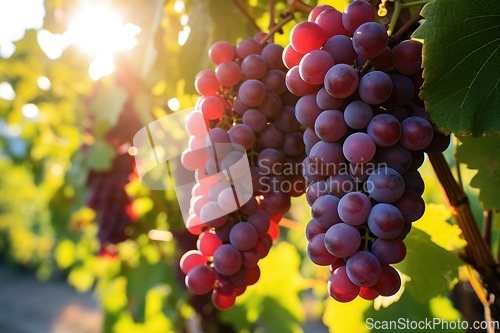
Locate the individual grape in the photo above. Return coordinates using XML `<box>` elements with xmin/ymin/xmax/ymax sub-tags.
<box><xmin>315</xmin><ymin>110</ymin><xmax>348</xmax><ymax>142</ymax></box>
<box><xmin>209</xmin><ymin>41</ymin><xmax>235</xmax><ymax>65</ymax></box>
<box><xmin>409</xmin><ymin>150</ymin><xmax>425</xmax><ymax>171</ymax></box>
<box><xmin>283</xmin><ymin>132</ymin><xmax>305</xmax><ymax>156</ymax></box>
<box><xmin>346</xmin><ymin>251</ymin><xmax>381</xmax><ymax>287</ymax></box>
<box><xmin>324</xmin><ymin>223</ymin><xmax>361</xmax><ymax>258</ymax></box>
<box><xmin>212</xmin><ymin>244</ymin><xmax>243</xmax><ymax>276</ymax></box>
<box><xmin>370</xmin><ymin>238</ymin><xmax>400</xmax><ymax>264</ymax></box>
<box><xmin>242</xmin><ymin>54</ymin><xmax>267</xmax><ymax>79</ymax></box>
<box><xmin>372</xmin><ymin>265</ymin><xmax>401</xmax><ymax>296</ymax></box>
<box><xmin>295</xmin><ymin>94</ymin><xmax>323</xmax><ymax>128</ymax></box>
<box><xmin>180</xmin><ymin>250</ymin><xmax>207</xmax><ymax>274</ymax></box>
<box><xmin>289</xmin><ymin>21</ymin><xmax>326</xmax><ymax>54</ymax></box>
<box><xmin>308</xmin><ymin>233</ymin><xmax>339</xmax><ymax>266</ymax></box>
<box><xmin>185</xmin><ymin>264</ymin><xmax>216</xmax><ymax>295</ymax></box>
<box><xmin>258</xmin><ymin>93</ymin><xmax>282</xmax><ymax>117</ymax></box>
<box><xmin>261</xmin><ymin>43</ymin><xmax>286</xmax><ymax>70</ymax></box>
<box><xmin>228</xmin><ymin>123</ymin><xmax>255</xmax><ymax>150</ymax></box>
<box><xmin>242</xmin><ymin>108</ymin><xmax>267</xmax><ymax>132</ymax></box>
<box><xmin>403</xmin><ymin>170</ymin><xmax>425</xmax><ymax>195</ymax></box>
<box><xmin>282</xmin><ymin>44</ymin><xmax>305</xmax><ymax>69</ymax></box>
<box><xmin>316</xmin><ymin>87</ymin><xmax>343</xmax><ymax>110</ymax></box>
<box><xmin>236</xmin><ymin>38</ymin><xmax>262</xmax><ymax>59</ymax></box>
<box><xmin>260</xmin><ymin>190</ymin><xmax>291</xmax><ymax>216</ymax></box>
<box><xmin>342</xmin><ymin>132</ymin><xmax>376</xmax><ymax>164</ymax></box>
<box><xmin>349</xmin><ymin>162</ymin><xmax>374</xmax><ymax>183</ymax></box>
<box><xmin>366</xmin><ymin>167</ymin><xmax>405</xmax><ymax>203</ymax></box>
<box><xmin>393</xmin><ymin>191</ymin><xmax>425</xmax><ymax>223</ymax></box>
<box><xmin>315</xmin><ymin>8</ymin><xmax>348</xmax><ymax>38</ymax></box>
<box><xmin>200</xmin><ymin>201</ymin><xmax>228</xmax><ymax>228</ymax></box>
<box><xmin>312</xmin><ymin>194</ymin><xmax>341</xmax><ymax>229</ymax></box>
<box><xmin>197</xmin><ymin>231</ymin><xmax>223</xmax><ymax>257</ymax></box>
<box><xmin>328</xmin><ymin>266</ymin><xmax>360</xmax><ymax>302</ymax></box>
<box><xmin>261</xmin><ymin>69</ymin><xmax>286</xmax><ymax>94</ymax></box>
<box><xmin>299</xmin><ymin>50</ymin><xmax>335</xmax><ymax>85</ymax></box>
<box><xmin>306</xmin><ymin>219</ymin><xmax>328</xmax><ymax>241</ymax></box>
<box><xmin>352</xmin><ymin>22</ymin><xmax>389</xmax><ymax>59</ymax></box>
<box><xmin>241</xmin><ymin>248</ymin><xmax>260</xmax><ymax>268</ymax></box>
<box><xmin>309</xmin><ymin>141</ymin><xmax>345</xmax><ymax>176</ymax></box>
<box><xmin>248</xmin><ymin>211</ymin><xmax>270</xmax><ymax>235</ymax></box>
<box><xmin>258</xmin><ymin>147</ymin><xmax>286</xmax><ymax>173</ymax></box>
<box><xmin>323</xmin><ymin>35</ymin><xmax>357</xmax><ymax>65</ymax></box>
<box><xmin>303</xmin><ymin>127</ymin><xmax>321</xmax><ymax>155</ymax></box>
<box><xmin>338</xmin><ymin>192</ymin><xmax>371</xmax><ymax>226</ymax></box>
<box><xmin>344</xmin><ymin>100</ymin><xmax>373</xmax><ymax>129</ymax></box>
<box><xmin>257</xmin><ymin>124</ymin><xmax>284</xmax><ymax>149</ymax></box>
<box><xmin>199</xmin><ymin>95</ymin><xmax>226</xmax><ymax>120</ymax></box>
<box><xmin>212</xmin><ymin>290</ymin><xmax>236</xmax><ymax>310</ymax></box>
<box><xmin>238</xmin><ymin>79</ymin><xmax>267</xmax><ymax>107</ymax></box>
<box><xmin>392</xmin><ymin>40</ymin><xmax>423</xmax><ymax>75</ymax></box>
<box><xmin>276</xmin><ymin>106</ymin><xmax>301</xmax><ymax>133</ymax></box>
<box><xmin>371</xmin><ymin>47</ymin><xmax>392</xmax><ymax>71</ymax></box>
<box><xmin>388</xmin><ymin>74</ymin><xmax>415</xmax><ymax>106</ymax></box>
<box><xmin>358</xmin><ymin>71</ymin><xmax>393</xmax><ymax>105</ymax></box>
<box><xmin>247</xmin><ymin>265</ymin><xmax>261</xmax><ymax>285</ymax></box>
<box><xmin>359</xmin><ymin>287</ymin><xmax>379</xmax><ymax>300</ymax></box>
<box><xmin>324</xmin><ymin>64</ymin><xmax>359</xmax><ymax>98</ymax></box>
<box><xmin>342</xmin><ymin>0</ymin><xmax>376</xmax><ymax>34</ymax></box>
<box><xmin>185</xmin><ymin>111</ymin><xmax>208</xmax><ymax>136</ymax></box>
<box><xmin>302</xmin><ymin>158</ymin><xmax>328</xmax><ymax>183</ymax></box>
<box><xmin>367</xmin><ymin>203</ymin><xmax>404</xmax><ymax>239</ymax></box>
<box><xmin>388</xmin><ymin>106</ymin><xmax>409</xmax><ymax>122</ymax></box>
<box><xmin>232</xmin><ymin>96</ymin><xmax>249</xmax><ymax>115</ymax></box>
<box><xmin>400</xmin><ymin>116</ymin><xmax>434</xmax><ymax>150</ymax></box>
<box><xmin>229</xmin><ymin>222</ymin><xmax>259</xmax><ymax>251</ymax></box>
<box><xmin>305</xmin><ymin>181</ymin><xmax>329</xmax><ymax>205</ymax></box>
<box><xmin>326</xmin><ymin>173</ymin><xmax>356</xmax><ymax>198</ymax></box>
<box><xmin>367</xmin><ymin>114</ymin><xmax>401</xmax><ymax>147</ymax></box>
<box><xmin>206</xmin><ymin>127</ymin><xmax>231</xmax><ymax>158</ymax></box>
<box><xmin>286</xmin><ymin>66</ymin><xmax>320</xmax><ymax>96</ymax></box>
<box><xmin>239</xmin><ymin>196</ymin><xmax>259</xmax><ymax>215</ymax></box>
<box><xmin>229</xmin><ymin>267</ymin><xmax>249</xmax><ymax>287</ymax></box>
<box><xmin>217</xmin><ymin>187</ymin><xmax>238</xmax><ymax>213</ymax></box>
<box><xmin>374</xmin><ymin>143</ymin><xmax>412</xmax><ymax>174</ymax></box>
<box><xmin>216</xmin><ymin>61</ymin><xmax>242</xmax><ymax>87</ymax></box>
<box><xmin>195</xmin><ymin>70</ymin><xmax>220</xmax><ymax>96</ymax></box>
<box><xmin>424</xmin><ymin>131</ymin><xmax>451</xmax><ymax>154</ymax></box>
<box><xmin>395</xmin><ymin>239</ymin><xmax>407</xmax><ymax>263</ymax></box>
<box><xmin>308</xmin><ymin>4</ymin><xmax>334</xmax><ymax>22</ymax></box>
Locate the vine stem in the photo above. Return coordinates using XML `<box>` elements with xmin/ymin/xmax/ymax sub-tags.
<box><xmin>428</xmin><ymin>153</ymin><xmax>494</xmax><ymax>267</ymax></box>
<box><xmin>387</xmin><ymin>0</ymin><xmax>402</xmax><ymax>36</ymax></box>
<box><xmin>231</xmin><ymin>0</ymin><xmax>261</xmax><ymax>32</ymax></box>
<box><xmin>269</xmin><ymin>0</ymin><xmax>276</xmax><ymax>43</ymax></box>
<box><xmin>259</xmin><ymin>13</ymin><xmax>294</xmax><ymax>45</ymax></box>
<box><xmin>287</xmin><ymin>0</ymin><xmax>313</xmax><ymax>15</ymax></box>
<box><xmin>392</xmin><ymin>11</ymin><xmax>423</xmax><ymax>42</ymax></box>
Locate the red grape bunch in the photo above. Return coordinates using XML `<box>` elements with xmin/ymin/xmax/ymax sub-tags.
<box><xmin>283</xmin><ymin>1</ymin><xmax>450</xmax><ymax>302</ymax></box>
<box><xmin>179</xmin><ymin>36</ymin><xmax>306</xmax><ymax>310</ymax></box>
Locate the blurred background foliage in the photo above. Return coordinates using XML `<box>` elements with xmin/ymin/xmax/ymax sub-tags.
<box><xmin>0</xmin><ymin>0</ymin><xmax>496</xmax><ymax>332</ymax></box>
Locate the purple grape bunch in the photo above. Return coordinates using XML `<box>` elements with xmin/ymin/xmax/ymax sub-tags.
<box><xmin>284</xmin><ymin>1</ymin><xmax>450</xmax><ymax>302</ymax></box>
<box><xmin>179</xmin><ymin>36</ymin><xmax>307</xmax><ymax>310</ymax></box>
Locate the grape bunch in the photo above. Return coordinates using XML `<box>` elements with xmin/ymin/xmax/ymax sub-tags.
<box><xmin>85</xmin><ymin>94</ymin><xmax>142</xmax><ymax>251</ymax></box>
<box><xmin>87</xmin><ymin>152</ymin><xmax>136</xmax><ymax>246</ymax></box>
<box><xmin>179</xmin><ymin>36</ymin><xmax>306</xmax><ymax>310</ymax></box>
<box><xmin>283</xmin><ymin>1</ymin><xmax>450</xmax><ymax>302</ymax></box>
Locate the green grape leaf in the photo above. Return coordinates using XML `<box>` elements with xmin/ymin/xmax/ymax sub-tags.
<box><xmin>83</xmin><ymin>140</ymin><xmax>116</xmax><ymax>171</ymax></box>
<box><xmin>413</xmin><ymin>0</ymin><xmax>500</xmax><ymax>136</ymax></box>
<box><xmin>395</xmin><ymin>228</ymin><xmax>462</xmax><ymax>302</ymax></box>
<box><xmin>456</xmin><ymin>136</ymin><xmax>500</xmax><ymax>210</ymax></box>
<box><xmin>88</xmin><ymin>84</ymin><xmax>129</xmax><ymax>133</ymax></box>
